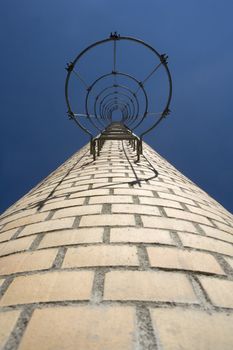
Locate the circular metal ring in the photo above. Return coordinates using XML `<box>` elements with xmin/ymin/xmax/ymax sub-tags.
<box><xmin>65</xmin><ymin>33</ymin><xmax>172</xmax><ymax>139</ymax></box>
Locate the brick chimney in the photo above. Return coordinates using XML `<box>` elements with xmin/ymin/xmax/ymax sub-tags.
<box><xmin>0</xmin><ymin>140</ymin><xmax>233</xmax><ymax>349</ymax></box>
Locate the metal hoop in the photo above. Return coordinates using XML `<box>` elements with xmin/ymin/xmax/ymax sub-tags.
<box><xmin>65</xmin><ymin>32</ymin><xmax>172</xmax><ymax>139</ymax></box>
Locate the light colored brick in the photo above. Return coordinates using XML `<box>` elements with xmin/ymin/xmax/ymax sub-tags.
<box><xmin>0</xmin><ymin>208</ymin><xmax>37</xmax><ymax>226</ymax></box>
<box><xmin>112</xmin><ymin>203</ymin><xmax>160</xmax><ymax>216</ymax></box>
<box><xmin>94</xmin><ymin>172</ymin><xmax>129</xmax><ymax>178</ymax></box>
<box><xmin>20</xmin><ymin>217</ymin><xmax>75</xmax><ymax>237</ymax></box>
<box><xmin>18</xmin><ymin>306</ymin><xmax>135</xmax><ymax>350</ymax></box>
<box><xmin>92</xmin><ymin>182</ymin><xmax>130</xmax><ymax>189</ymax></box>
<box><xmin>0</xmin><ymin>249</ymin><xmax>58</xmax><ymax>276</ymax></box>
<box><xmin>54</xmin><ymin>184</ymin><xmax>89</xmax><ymax>196</ymax></box>
<box><xmin>0</xmin><ymin>229</ymin><xmax>17</xmax><ymax>243</ymax></box>
<box><xmin>199</xmin><ymin>202</ymin><xmax>232</xmax><ymax>221</ymax></box>
<box><xmin>56</xmin><ymin>183</ymin><xmax>73</xmax><ymax>190</ymax></box>
<box><xmin>142</xmin><ymin>216</ymin><xmax>198</xmax><ymax>233</ymax></box>
<box><xmin>53</xmin><ymin>205</ymin><xmax>102</xmax><ymax>219</ymax></box>
<box><xmin>148</xmin><ymin>179</ymin><xmax>178</xmax><ymax>191</ymax></box>
<box><xmin>164</xmin><ymin>180</ymin><xmax>202</xmax><ymax>195</ymax></box>
<box><xmin>39</xmin><ymin>228</ymin><xmax>103</xmax><ymax>248</ymax></box>
<box><xmin>114</xmin><ymin>188</ymin><xmax>154</xmax><ymax>197</ymax></box>
<box><xmin>45</xmin><ymin>196</ymin><xmax>66</xmax><ymax>204</ymax></box>
<box><xmin>111</xmin><ymin>177</ymin><xmax>137</xmax><ymax>182</ymax></box>
<box><xmin>0</xmin><ymin>271</ymin><xmax>94</xmax><ymax>306</ymax></box>
<box><xmin>139</xmin><ymin>196</ymin><xmax>183</xmax><ymax>209</ymax></box>
<box><xmin>179</xmin><ymin>232</ymin><xmax>233</xmax><ymax>256</ymax></box>
<box><xmin>187</xmin><ymin>205</ymin><xmax>227</xmax><ymax>223</ymax></box>
<box><xmin>199</xmin><ymin>276</ymin><xmax>233</xmax><ymax>308</ymax></box>
<box><xmin>131</xmin><ymin>183</ymin><xmax>170</xmax><ymax>193</ymax></box>
<box><xmin>70</xmin><ymin>189</ymin><xmax>110</xmax><ymax>198</ymax></box>
<box><xmin>89</xmin><ymin>195</ymin><xmax>133</xmax><ymax>204</ymax></box>
<box><xmin>64</xmin><ymin>176</ymin><xmax>91</xmax><ymax>184</ymax></box>
<box><xmin>1</xmin><ymin>212</ymin><xmax>49</xmax><ymax>232</ymax></box>
<box><xmin>79</xmin><ymin>214</ymin><xmax>135</xmax><ymax>227</ymax></box>
<box><xmin>147</xmin><ymin>247</ymin><xmax>224</xmax><ymax>275</ymax></box>
<box><xmin>40</xmin><ymin>198</ymin><xmax>85</xmax><ymax>211</ymax></box>
<box><xmin>173</xmin><ymin>189</ymin><xmax>212</xmax><ymax>205</ymax></box>
<box><xmin>200</xmin><ymin>224</ymin><xmax>233</xmax><ymax>244</ymax></box>
<box><xmin>164</xmin><ymin>208</ymin><xmax>212</xmax><ymax>225</ymax></box>
<box><xmin>150</xmin><ymin>308</ymin><xmax>233</xmax><ymax>350</ymax></box>
<box><xmin>63</xmin><ymin>245</ymin><xmax>139</xmax><ymax>267</ymax></box>
<box><xmin>110</xmin><ymin>227</ymin><xmax>175</xmax><ymax>245</ymax></box>
<box><xmin>75</xmin><ymin>177</ymin><xmax>115</xmax><ymax>186</ymax></box>
<box><xmin>0</xmin><ymin>310</ymin><xmax>21</xmax><ymax>348</ymax></box>
<box><xmin>213</xmin><ymin>220</ymin><xmax>233</xmax><ymax>235</ymax></box>
<box><xmin>104</xmin><ymin>271</ymin><xmax>197</xmax><ymax>303</ymax></box>
<box><xmin>0</xmin><ymin>236</ymin><xmax>35</xmax><ymax>257</ymax></box>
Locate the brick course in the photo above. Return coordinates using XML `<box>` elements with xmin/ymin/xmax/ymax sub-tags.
<box><xmin>0</xmin><ymin>140</ymin><xmax>233</xmax><ymax>349</ymax></box>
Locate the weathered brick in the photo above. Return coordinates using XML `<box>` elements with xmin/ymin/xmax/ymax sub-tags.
<box><xmin>0</xmin><ymin>208</ymin><xmax>37</xmax><ymax>226</ymax></box>
<box><xmin>187</xmin><ymin>205</ymin><xmax>227</xmax><ymax>223</ymax></box>
<box><xmin>0</xmin><ymin>271</ymin><xmax>94</xmax><ymax>306</ymax></box>
<box><xmin>148</xmin><ymin>179</ymin><xmax>178</xmax><ymax>191</ymax></box>
<box><xmin>158</xmin><ymin>192</ymin><xmax>195</xmax><ymax>205</ymax></box>
<box><xmin>0</xmin><ymin>249</ymin><xmax>58</xmax><ymax>276</ymax></box>
<box><xmin>131</xmin><ymin>183</ymin><xmax>170</xmax><ymax>193</ymax></box>
<box><xmin>111</xmin><ymin>177</ymin><xmax>137</xmax><ymax>183</ymax></box>
<box><xmin>54</xmin><ymin>185</ymin><xmax>89</xmax><ymax>196</ymax></box>
<box><xmin>56</xmin><ymin>183</ymin><xmax>73</xmax><ymax>190</ymax></box>
<box><xmin>79</xmin><ymin>214</ymin><xmax>135</xmax><ymax>227</ymax></box>
<box><xmin>63</xmin><ymin>245</ymin><xmax>139</xmax><ymax>267</ymax></box>
<box><xmin>104</xmin><ymin>271</ymin><xmax>197</xmax><ymax>303</ymax></box>
<box><xmin>142</xmin><ymin>216</ymin><xmax>198</xmax><ymax>233</ymax></box>
<box><xmin>166</xmin><ymin>181</ymin><xmax>203</xmax><ymax>195</ymax></box>
<box><xmin>53</xmin><ymin>205</ymin><xmax>102</xmax><ymax>219</ymax></box>
<box><xmin>39</xmin><ymin>228</ymin><xmax>103</xmax><ymax>248</ymax></box>
<box><xmin>1</xmin><ymin>212</ymin><xmax>49</xmax><ymax>232</ymax></box>
<box><xmin>139</xmin><ymin>196</ymin><xmax>183</xmax><ymax>209</ymax></box>
<box><xmin>213</xmin><ymin>221</ymin><xmax>233</xmax><ymax>235</ymax></box>
<box><xmin>43</xmin><ymin>196</ymin><xmax>66</xmax><ymax>205</ymax></box>
<box><xmin>0</xmin><ymin>236</ymin><xmax>35</xmax><ymax>257</ymax></box>
<box><xmin>92</xmin><ymin>182</ymin><xmax>130</xmax><ymax>189</ymax></box>
<box><xmin>18</xmin><ymin>306</ymin><xmax>135</xmax><ymax>350</ymax></box>
<box><xmin>147</xmin><ymin>247</ymin><xmax>224</xmax><ymax>275</ymax></box>
<box><xmin>70</xmin><ymin>189</ymin><xmax>110</xmax><ymax>198</ymax></box>
<box><xmin>89</xmin><ymin>195</ymin><xmax>133</xmax><ymax>204</ymax></box>
<box><xmin>110</xmin><ymin>227</ymin><xmax>174</xmax><ymax>245</ymax></box>
<box><xmin>75</xmin><ymin>177</ymin><xmax>117</xmax><ymax>186</ymax></box>
<box><xmin>172</xmin><ymin>189</ymin><xmax>211</xmax><ymax>205</ymax></box>
<box><xmin>200</xmin><ymin>224</ymin><xmax>233</xmax><ymax>244</ymax></box>
<box><xmin>0</xmin><ymin>310</ymin><xmax>21</xmax><ymax>348</ymax></box>
<box><xmin>114</xmin><ymin>188</ymin><xmax>154</xmax><ymax>197</ymax></box>
<box><xmin>179</xmin><ymin>232</ymin><xmax>233</xmax><ymax>256</ymax></box>
<box><xmin>150</xmin><ymin>308</ymin><xmax>233</xmax><ymax>350</ymax></box>
<box><xmin>199</xmin><ymin>276</ymin><xmax>233</xmax><ymax>308</ymax></box>
<box><xmin>112</xmin><ymin>203</ymin><xmax>160</xmax><ymax>216</ymax></box>
<box><xmin>0</xmin><ymin>229</ymin><xmax>17</xmax><ymax>243</ymax></box>
<box><xmin>199</xmin><ymin>202</ymin><xmax>232</xmax><ymax>221</ymax></box>
<box><xmin>20</xmin><ymin>218</ymin><xmax>75</xmax><ymax>237</ymax></box>
<box><xmin>164</xmin><ymin>208</ymin><xmax>212</xmax><ymax>225</ymax></box>
<box><xmin>94</xmin><ymin>172</ymin><xmax>129</xmax><ymax>178</ymax></box>
<box><xmin>40</xmin><ymin>198</ymin><xmax>85</xmax><ymax>211</ymax></box>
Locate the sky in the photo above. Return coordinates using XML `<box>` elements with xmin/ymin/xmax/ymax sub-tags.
<box><xmin>0</xmin><ymin>0</ymin><xmax>233</xmax><ymax>214</ymax></box>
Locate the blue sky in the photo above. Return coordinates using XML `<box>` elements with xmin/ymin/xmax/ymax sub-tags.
<box><xmin>0</xmin><ymin>0</ymin><xmax>233</xmax><ymax>213</ymax></box>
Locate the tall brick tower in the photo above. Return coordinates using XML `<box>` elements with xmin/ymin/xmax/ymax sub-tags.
<box><xmin>1</xmin><ymin>35</ymin><xmax>233</xmax><ymax>349</ymax></box>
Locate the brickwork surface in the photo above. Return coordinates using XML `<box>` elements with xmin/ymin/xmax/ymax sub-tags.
<box><xmin>0</xmin><ymin>140</ymin><xmax>233</xmax><ymax>349</ymax></box>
